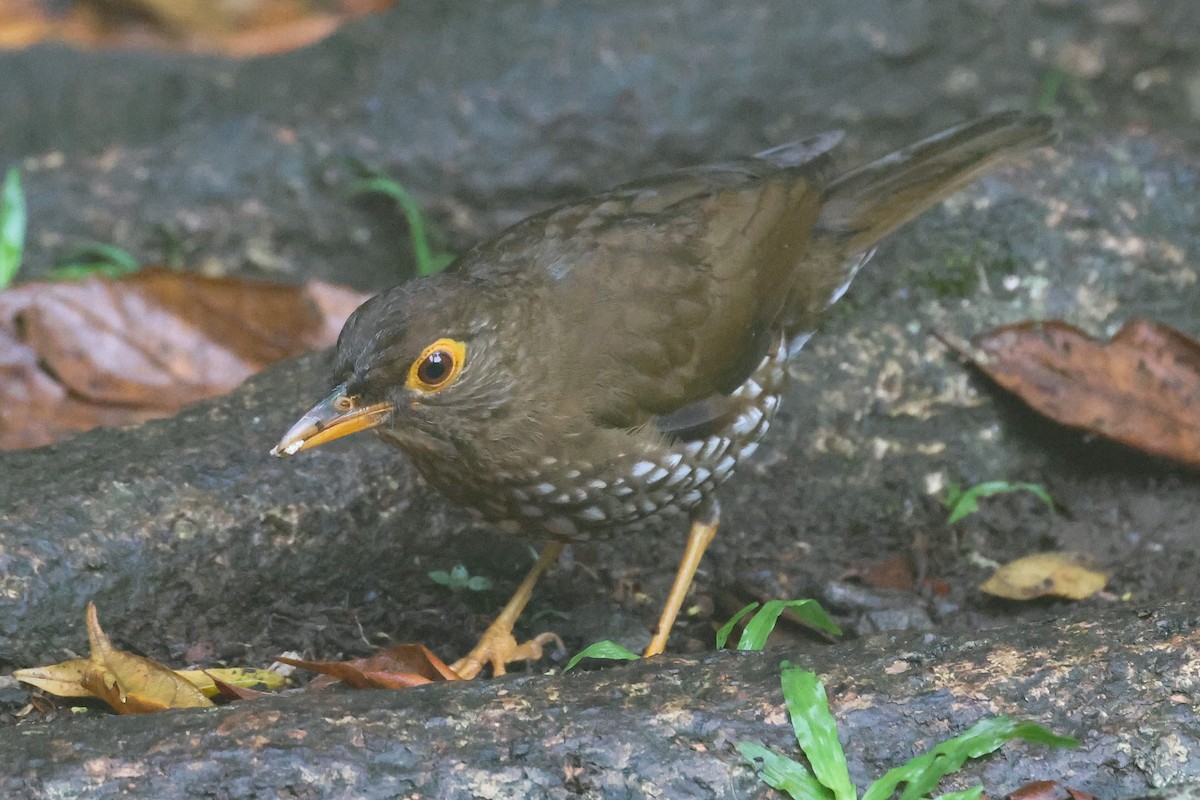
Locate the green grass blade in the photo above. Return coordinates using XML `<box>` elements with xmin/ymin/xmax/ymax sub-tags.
<box><xmin>1003</xmin><ymin>720</ymin><xmax>1078</xmax><ymax>749</ymax></box>
<box><xmin>863</xmin><ymin>717</ymin><xmax>1077</xmax><ymax>800</ymax></box>
<box><xmin>935</xmin><ymin>787</ymin><xmax>984</xmax><ymax>800</ymax></box>
<box><xmin>52</xmin><ymin>262</ymin><xmax>137</xmax><ymax>280</ymax></box>
<box><xmin>715</xmin><ymin>602</ymin><xmax>760</xmax><ymax>649</ymax></box>
<box><xmin>0</xmin><ymin>167</ymin><xmax>26</xmax><ymax>289</ymax></box>
<box><xmin>563</xmin><ymin>640</ymin><xmax>640</xmax><ymax>672</ymax></box>
<box><xmin>737</xmin><ymin>600</ymin><xmax>842</xmax><ymax>651</ymax></box>
<box><xmin>60</xmin><ymin>242</ymin><xmax>140</xmax><ymax>270</ymax></box>
<box><xmin>780</xmin><ymin>664</ymin><xmax>856</xmax><ymax>800</ymax></box>
<box><xmin>737</xmin><ymin>741</ymin><xmax>834</xmax><ymax>800</ymax></box>
<box><xmin>51</xmin><ymin>242</ymin><xmax>141</xmax><ymax>280</ymax></box>
<box><xmin>348</xmin><ymin>177</ymin><xmax>454</xmax><ymax>276</ymax></box>
<box><xmin>946</xmin><ymin>481</ymin><xmax>1054</xmax><ymax>524</ymax></box>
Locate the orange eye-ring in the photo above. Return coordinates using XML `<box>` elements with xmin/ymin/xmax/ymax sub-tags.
<box><xmin>406</xmin><ymin>338</ymin><xmax>467</xmax><ymax>393</ymax></box>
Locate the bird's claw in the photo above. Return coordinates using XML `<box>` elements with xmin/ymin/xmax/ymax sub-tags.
<box><xmin>451</xmin><ymin>630</ymin><xmax>564</xmax><ymax>679</ymax></box>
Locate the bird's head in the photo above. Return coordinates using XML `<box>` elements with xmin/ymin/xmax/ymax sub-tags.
<box><xmin>271</xmin><ymin>276</ymin><xmax>517</xmax><ymax>458</ymax></box>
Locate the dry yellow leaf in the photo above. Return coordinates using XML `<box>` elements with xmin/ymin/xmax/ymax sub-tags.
<box><xmin>16</xmin><ymin>657</ymin><xmax>285</xmax><ymax>702</ymax></box>
<box><xmin>12</xmin><ymin>658</ymin><xmax>93</xmax><ymax>698</ymax></box>
<box><xmin>79</xmin><ymin>602</ymin><xmax>214</xmax><ymax>714</ymax></box>
<box><xmin>180</xmin><ymin>667</ymin><xmax>288</xmax><ymax>697</ymax></box>
<box><xmin>980</xmin><ymin>551</ymin><xmax>1108</xmax><ymax>601</ymax></box>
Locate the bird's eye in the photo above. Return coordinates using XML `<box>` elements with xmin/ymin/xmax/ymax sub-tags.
<box><xmin>407</xmin><ymin>338</ymin><xmax>467</xmax><ymax>393</ymax></box>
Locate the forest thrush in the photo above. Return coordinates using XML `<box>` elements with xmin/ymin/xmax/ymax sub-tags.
<box><xmin>273</xmin><ymin>111</ymin><xmax>1055</xmax><ymax>677</ymax></box>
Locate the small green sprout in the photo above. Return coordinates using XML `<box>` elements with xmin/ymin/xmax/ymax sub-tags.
<box><xmin>349</xmin><ymin>176</ymin><xmax>456</xmax><ymax>277</ymax></box>
<box><xmin>52</xmin><ymin>242</ymin><xmax>141</xmax><ymax>280</ymax></box>
<box><xmin>716</xmin><ymin>599</ymin><xmax>842</xmax><ymax>651</ymax></box>
<box><xmin>919</xmin><ymin>249</ymin><xmax>979</xmax><ymax>299</ymax></box>
<box><xmin>0</xmin><ymin>166</ymin><xmax>141</xmax><ymax>285</ymax></box>
<box><xmin>739</xmin><ymin>662</ymin><xmax>1078</xmax><ymax>800</ymax></box>
<box><xmin>945</xmin><ymin>481</ymin><xmax>1054</xmax><ymax>525</ymax></box>
<box><xmin>563</xmin><ymin>640</ymin><xmax>641</xmax><ymax>672</ymax></box>
<box><xmin>563</xmin><ymin>596</ymin><xmax>1075</xmax><ymax>797</ymax></box>
<box><xmin>427</xmin><ymin>564</ymin><xmax>493</xmax><ymax>593</ymax></box>
<box><xmin>1</xmin><ymin>167</ymin><xmax>26</xmax><ymax>289</ymax></box>
<box><xmin>1036</xmin><ymin>67</ymin><xmax>1066</xmax><ymax>114</ymax></box>
<box><xmin>564</xmin><ymin>597</ymin><xmax>841</xmax><ymax>671</ymax></box>
<box><xmin>1035</xmin><ymin>66</ymin><xmax>1100</xmax><ymax>117</ymax></box>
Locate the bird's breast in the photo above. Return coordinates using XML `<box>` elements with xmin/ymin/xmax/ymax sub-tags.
<box><xmin>405</xmin><ymin>337</ymin><xmax>789</xmax><ymax>542</ymax></box>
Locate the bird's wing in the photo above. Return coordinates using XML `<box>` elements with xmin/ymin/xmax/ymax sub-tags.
<box><xmin>461</xmin><ymin>136</ymin><xmax>842</xmax><ymax>432</ymax></box>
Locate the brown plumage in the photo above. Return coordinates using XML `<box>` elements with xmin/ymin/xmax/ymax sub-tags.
<box><xmin>274</xmin><ymin>111</ymin><xmax>1055</xmax><ymax>676</ymax></box>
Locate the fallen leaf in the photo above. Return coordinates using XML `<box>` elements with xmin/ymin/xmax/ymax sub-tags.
<box><xmin>278</xmin><ymin>643</ymin><xmax>461</xmax><ymax>689</ymax></box>
<box><xmin>14</xmin><ymin>654</ymin><xmax>285</xmax><ymax>702</ymax></box>
<box><xmin>0</xmin><ymin>1</ymin><xmax>53</xmax><ymax>49</ymax></box>
<box><xmin>980</xmin><ymin>552</ymin><xmax>1109</xmax><ymax>601</ymax></box>
<box><xmin>1006</xmin><ymin>780</ymin><xmax>1097</xmax><ymax>800</ymax></box>
<box><xmin>0</xmin><ymin>268</ymin><xmax>370</xmax><ymax>449</ymax></box>
<box><xmin>79</xmin><ymin>601</ymin><xmax>214</xmax><ymax>714</ymax></box>
<box><xmin>941</xmin><ymin>319</ymin><xmax>1200</xmax><ymax>469</ymax></box>
<box><xmin>0</xmin><ymin>0</ymin><xmax>394</xmax><ymax>57</ymax></box>
<box><xmin>201</xmin><ymin>671</ymin><xmax>277</xmax><ymax>701</ymax></box>
<box><xmin>182</xmin><ymin>666</ymin><xmax>288</xmax><ymax>698</ymax></box>
<box><xmin>842</xmin><ymin>554</ymin><xmax>915</xmax><ymax>591</ymax></box>
<box><xmin>11</xmin><ymin>657</ymin><xmax>93</xmax><ymax>698</ymax></box>
<box><xmin>18</xmin><ymin>694</ymin><xmax>58</xmax><ymax>717</ymax></box>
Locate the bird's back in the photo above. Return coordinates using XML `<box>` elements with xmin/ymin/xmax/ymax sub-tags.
<box><xmin>452</xmin><ymin>112</ymin><xmax>1053</xmax><ymax>436</ymax></box>
<box><xmin>454</xmin><ymin>131</ymin><xmax>843</xmax><ymax>430</ymax></box>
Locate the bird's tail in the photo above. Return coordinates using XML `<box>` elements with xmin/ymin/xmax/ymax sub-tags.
<box><xmin>780</xmin><ymin>112</ymin><xmax>1055</xmax><ymax>346</ymax></box>
<box><xmin>817</xmin><ymin>111</ymin><xmax>1056</xmax><ymax>255</ymax></box>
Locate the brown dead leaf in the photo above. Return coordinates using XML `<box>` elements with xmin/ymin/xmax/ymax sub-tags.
<box><xmin>278</xmin><ymin>643</ymin><xmax>461</xmax><ymax>690</ymax></box>
<box><xmin>1006</xmin><ymin>780</ymin><xmax>1097</xmax><ymax>800</ymax></box>
<box><xmin>842</xmin><ymin>554</ymin><xmax>916</xmax><ymax>591</ymax></box>
<box><xmin>0</xmin><ymin>1</ymin><xmax>53</xmax><ymax>48</ymax></box>
<box><xmin>980</xmin><ymin>552</ymin><xmax>1109</xmax><ymax>601</ymax></box>
<box><xmin>18</xmin><ymin>694</ymin><xmax>59</xmax><ymax>717</ymax></box>
<box><xmin>0</xmin><ymin>268</ymin><xmax>369</xmax><ymax>450</ymax></box>
<box><xmin>942</xmin><ymin>319</ymin><xmax>1200</xmax><ymax>469</ymax></box>
<box><xmin>0</xmin><ymin>0</ymin><xmax>393</xmax><ymax>56</ymax></box>
<box><xmin>201</xmin><ymin>671</ymin><xmax>276</xmax><ymax>701</ymax></box>
<box><xmin>79</xmin><ymin>601</ymin><xmax>214</xmax><ymax>714</ymax></box>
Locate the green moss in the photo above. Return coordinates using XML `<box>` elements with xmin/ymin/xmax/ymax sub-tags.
<box><xmin>913</xmin><ymin>249</ymin><xmax>980</xmax><ymax>298</ymax></box>
<box><xmin>906</xmin><ymin>244</ymin><xmax>1019</xmax><ymax>300</ymax></box>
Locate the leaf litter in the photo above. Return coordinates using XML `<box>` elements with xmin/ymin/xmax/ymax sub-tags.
<box><xmin>0</xmin><ymin>267</ymin><xmax>369</xmax><ymax>449</ymax></box>
<box><xmin>14</xmin><ymin>603</ymin><xmax>287</xmax><ymax>713</ymax></box>
<box><xmin>942</xmin><ymin>318</ymin><xmax>1200</xmax><ymax>469</ymax></box>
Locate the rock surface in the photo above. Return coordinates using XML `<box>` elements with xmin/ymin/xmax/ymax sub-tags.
<box><xmin>1</xmin><ymin>1</ymin><xmax>1198</xmax><ymax>798</ymax></box>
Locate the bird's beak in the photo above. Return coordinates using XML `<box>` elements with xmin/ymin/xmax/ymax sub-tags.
<box><xmin>270</xmin><ymin>383</ymin><xmax>393</xmax><ymax>457</ymax></box>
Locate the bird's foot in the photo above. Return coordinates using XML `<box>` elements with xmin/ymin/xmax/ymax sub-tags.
<box><xmin>451</xmin><ymin>628</ymin><xmax>564</xmax><ymax>679</ymax></box>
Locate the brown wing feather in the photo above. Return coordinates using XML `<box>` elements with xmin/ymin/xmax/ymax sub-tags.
<box><xmin>457</xmin><ymin>113</ymin><xmax>1053</xmax><ymax>438</ymax></box>
<box><xmin>551</xmin><ymin>154</ymin><xmax>831</xmax><ymax>429</ymax></box>
<box><xmin>459</xmin><ymin>134</ymin><xmax>841</xmax><ymax>431</ymax></box>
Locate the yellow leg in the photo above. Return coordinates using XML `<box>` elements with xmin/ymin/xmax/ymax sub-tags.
<box><xmin>451</xmin><ymin>541</ymin><xmax>565</xmax><ymax>679</ymax></box>
<box><xmin>643</xmin><ymin>501</ymin><xmax>720</xmax><ymax>658</ymax></box>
